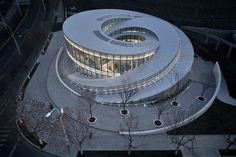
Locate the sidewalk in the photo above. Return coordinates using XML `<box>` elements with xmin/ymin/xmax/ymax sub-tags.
<box><xmin>42</xmin><ymin>131</ymin><xmax>236</xmax><ymax>157</ymax></box>
<box><xmin>25</xmin><ymin>31</ymin><xmax>217</xmax><ymax>133</ymax></box>
<box><xmin>19</xmin><ymin>31</ymin><xmax>234</xmax><ymax>157</ymax></box>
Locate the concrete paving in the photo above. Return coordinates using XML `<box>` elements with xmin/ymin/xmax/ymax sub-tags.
<box><xmin>25</xmin><ymin>31</ymin><xmax>217</xmax><ymax>132</ymax></box>
<box><xmin>21</xmin><ymin>31</ymin><xmax>235</xmax><ymax>157</ymax></box>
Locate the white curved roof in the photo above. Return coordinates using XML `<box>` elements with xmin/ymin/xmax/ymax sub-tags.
<box><xmin>63</xmin><ymin>9</ymin><xmax>178</xmax><ymax>56</ymax></box>
<box><xmin>60</xmin><ymin>9</ymin><xmax>194</xmax><ymax>96</ymax></box>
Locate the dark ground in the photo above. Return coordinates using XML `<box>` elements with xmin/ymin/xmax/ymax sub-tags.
<box><xmin>168</xmin><ymin>99</ymin><xmax>236</xmax><ymax>135</ymax></box>
<box><xmin>80</xmin><ymin>150</ymin><xmax>182</xmax><ymax>157</ymax></box>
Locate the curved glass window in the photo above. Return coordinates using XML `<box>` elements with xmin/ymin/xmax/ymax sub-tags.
<box><xmin>101</xmin><ymin>18</ymin><xmax>131</xmax><ymax>32</ymax></box>
<box><xmin>65</xmin><ymin>36</ymin><xmax>155</xmax><ymax>78</ymax></box>
<box><xmin>108</xmin><ymin>27</ymin><xmax>158</xmax><ymax>40</ymax></box>
<box><xmin>116</xmin><ymin>35</ymin><xmax>145</xmax><ymax>43</ymax></box>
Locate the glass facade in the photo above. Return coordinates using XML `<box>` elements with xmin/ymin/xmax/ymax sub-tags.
<box><xmin>82</xmin><ymin>50</ymin><xmax>181</xmax><ymax>94</ymax></box>
<box><xmin>65</xmin><ymin>35</ymin><xmax>155</xmax><ymax>78</ymax></box>
<box><xmin>116</xmin><ymin>35</ymin><xmax>145</xmax><ymax>43</ymax></box>
<box><xmin>101</xmin><ymin>18</ymin><xmax>131</xmax><ymax>33</ymax></box>
<box><xmin>108</xmin><ymin>27</ymin><xmax>157</xmax><ymax>39</ymax></box>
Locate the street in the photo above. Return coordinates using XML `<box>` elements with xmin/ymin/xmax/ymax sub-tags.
<box><xmin>0</xmin><ymin>0</ymin><xmax>60</xmax><ymax>156</ymax></box>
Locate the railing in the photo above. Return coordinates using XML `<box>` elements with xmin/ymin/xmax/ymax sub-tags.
<box><xmin>182</xmin><ymin>26</ymin><xmax>236</xmax><ymax>58</ymax></box>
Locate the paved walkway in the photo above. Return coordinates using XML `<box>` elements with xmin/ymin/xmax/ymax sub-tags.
<box><xmin>25</xmin><ymin>31</ymin><xmax>217</xmax><ymax>133</ymax></box>
<box><xmin>42</xmin><ymin>129</ymin><xmax>236</xmax><ymax>157</ymax></box>
<box><xmin>21</xmin><ymin>31</ymin><xmax>233</xmax><ymax>157</ymax></box>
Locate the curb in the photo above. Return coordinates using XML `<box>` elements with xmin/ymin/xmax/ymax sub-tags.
<box><xmin>15</xmin><ymin>118</ymin><xmax>41</xmax><ymax>149</ymax></box>
<box><xmin>15</xmin><ymin>118</ymin><xmax>60</xmax><ymax>157</ymax></box>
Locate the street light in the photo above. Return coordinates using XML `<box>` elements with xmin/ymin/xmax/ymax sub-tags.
<box><xmin>46</xmin><ymin>107</ymin><xmax>70</xmax><ymax>152</ymax></box>
<box><xmin>0</xmin><ymin>19</ymin><xmax>22</xmax><ymax>55</ymax></box>
<box><xmin>46</xmin><ymin>108</ymin><xmax>60</xmax><ymax>117</ymax></box>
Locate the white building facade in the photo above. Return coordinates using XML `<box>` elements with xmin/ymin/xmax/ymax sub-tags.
<box><xmin>61</xmin><ymin>9</ymin><xmax>194</xmax><ymax>105</ymax></box>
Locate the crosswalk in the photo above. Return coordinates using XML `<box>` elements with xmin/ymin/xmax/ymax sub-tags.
<box><xmin>0</xmin><ymin>126</ymin><xmax>12</xmax><ymax>153</ymax></box>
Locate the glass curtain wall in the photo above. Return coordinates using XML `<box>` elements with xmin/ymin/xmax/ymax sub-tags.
<box><xmin>101</xmin><ymin>18</ymin><xmax>131</xmax><ymax>33</ymax></box>
<box><xmin>108</xmin><ymin>27</ymin><xmax>157</xmax><ymax>39</ymax></box>
<box><xmin>65</xmin><ymin>36</ymin><xmax>155</xmax><ymax>78</ymax></box>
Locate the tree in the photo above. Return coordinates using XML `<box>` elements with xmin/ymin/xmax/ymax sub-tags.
<box><xmin>62</xmin><ymin>108</ymin><xmax>92</xmax><ymax>156</ymax></box>
<box><xmin>152</xmin><ymin>101</ymin><xmax>167</xmax><ymax>127</ymax></box>
<box><xmin>17</xmin><ymin>99</ymin><xmax>52</xmax><ymax>136</ymax></box>
<box><xmin>120</xmin><ymin>89</ymin><xmax>136</xmax><ymax>115</ymax></box>
<box><xmin>219</xmin><ymin>117</ymin><xmax>236</xmax><ymax>154</ymax></box>
<box><xmin>78</xmin><ymin>91</ymin><xmax>97</xmax><ymax>123</ymax></box>
<box><xmin>167</xmin><ymin>109</ymin><xmax>196</xmax><ymax>156</ymax></box>
<box><xmin>16</xmin><ymin>98</ymin><xmax>59</xmax><ymax>148</ymax></box>
<box><xmin>190</xmin><ymin>71</ymin><xmax>214</xmax><ymax>101</ymax></box>
<box><xmin>120</xmin><ymin>113</ymin><xmax>145</xmax><ymax>155</ymax></box>
<box><xmin>119</xmin><ymin>77</ymin><xmax>137</xmax><ymax>115</ymax></box>
<box><xmin>199</xmin><ymin>73</ymin><xmax>214</xmax><ymax>101</ymax></box>
<box><xmin>223</xmin><ymin>134</ymin><xmax>236</xmax><ymax>154</ymax></box>
<box><xmin>169</xmin><ymin>72</ymin><xmax>182</xmax><ymax>107</ymax></box>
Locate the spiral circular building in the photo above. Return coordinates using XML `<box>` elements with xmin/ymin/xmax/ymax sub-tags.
<box><xmin>61</xmin><ymin>9</ymin><xmax>194</xmax><ymax>105</ymax></box>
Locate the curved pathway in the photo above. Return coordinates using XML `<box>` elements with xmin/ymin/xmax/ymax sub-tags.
<box><xmin>26</xmin><ymin>31</ymin><xmax>219</xmax><ymax>134</ymax></box>
<box><xmin>22</xmin><ymin>30</ymin><xmax>224</xmax><ymax>157</ymax></box>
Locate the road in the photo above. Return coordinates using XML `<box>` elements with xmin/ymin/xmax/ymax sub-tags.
<box><xmin>0</xmin><ymin>0</ymin><xmax>41</xmax><ymax>76</ymax></box>
<box><xmin>0</xmin><ymin>50</ymin><xmax>59</xmax><ymax>156</ymax></box>
<box><xmin>0</xmin><ymin>107</ymin><xmax>59</xmax><ymax>157</ymax></box>
<box><xmin>0</xmin><ymin>0</ymin><xmax>60</xmax><ymax>156</ymax></box>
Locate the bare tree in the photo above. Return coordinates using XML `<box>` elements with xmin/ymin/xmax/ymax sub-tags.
<box><xmin>63</xmin><ymin>109</ymin><xmax>92</xmax><ymax>156</ymax></box>
<box><xmin>17</xmin><ymin>99</ymin><xmax>52</xmax><ymax>136</ymax></box>
<box><xmin>120</xmin><ymin>77</ymin><xmax>137</xmax><ymax>115</ymax></box>
<box><xmin>190</xmin><ymin>71</ymin><xmax>214</xmax><ymax>101</ymax></box>
<box><xmin>16</xmin><ymin>98</ymin><xmax>60</xmax><ymax>147</ymax></box>
<box><xmin>120</xmin><ymin>89</ymin><xmax>136</xmax><ymax>115</ymax></box>
<box><xmin>199</xmin><ymin>73</ymin><xmax>214</xmax><ymax>98</ymax></box>
<box><xmin>223</xmin><ymin>135</ymin><xmax>236</xmax><ymax>154</ymax></box>
<box><xmin>220</xmin><ymin>118</ymin><xmax>236</xmax><ymax>154</ymax></box>
<box><xmin>79</xmin><ymin>91</ymin><xmax>97</xmax><ymax>123</ymax></box>
<box><xmin>169</xmin><ymin>71</ymin><xmax>182</xmax><ymax>106</ymax></box>
<box><xmin>152</xmin><ymin>101</ymin><xmax>167</xmax><ymax>127</ymax></box>
<box><xmin>120</xmin><ymin>113</ymin><xmax>145</xmax><ymax>155</ymax></box>
<box><xmin>167</xmin><ymin>109</ymin><xmax>196</xmax><ymax>156</ymax></box>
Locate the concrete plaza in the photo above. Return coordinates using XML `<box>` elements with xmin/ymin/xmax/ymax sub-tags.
<box><xmin>19</xmin><ymin>31</ymin><xmax>235</xmax><ymax>157</ymax></box>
